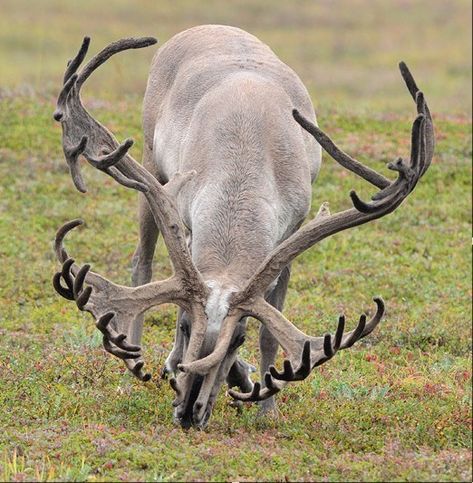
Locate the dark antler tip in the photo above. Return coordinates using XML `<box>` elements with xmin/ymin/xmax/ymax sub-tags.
<box><xmin>292</xmin><ymin>109</ymin><xmax>303</xmax><ymax>121</ymax></box>
<box><xmin>373</xmin><ymin>297</ymin><xmax>385</xmax><ymax>313</ymax></box>
<box><xmin>139</xmin><ymin>37</ymin><xmax>158</xmax><ymax>47</ymax></box>
<box><xmin>102</xmin><ymin>312</ymin><xmax>115</xmax><ymax>323</ymax></box>
<box><xmin>399</xmin><ymin>61</ymin><xmax>411</xmax><ymax>76</ymax></box>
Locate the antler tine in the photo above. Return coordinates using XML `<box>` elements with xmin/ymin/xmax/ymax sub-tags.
<box><xmin>55</xmin><ymin>74</ymin><xmax>79</xmax><ymax>116</ymax></box>
<box><xmin>88</xmin><ymin>138</ymin><xmax>134</xmax><ymax>170</ymax></box>
<box><xmin>399</xmin><ymin>61</ymin><xmax>423</xmax><ymax>106</ymax></box>
<box><xmin>63</xmin><ymin>36</ymin><xmax>90</xmax><ymax>84</ymax></box>
<box><xmin>75</xmin><ymin>37</ymin><xmax>157</xmax><ymax>90</ymax></box>
<box><xmin>54</xmin><ymin>218</ymin><xmax>84</xmax><ymax>263</ymax></box>
<box><xmin>177</xmin><ymin>312</ymin><xmax>242</xmax><ymax>375</ymax></box>
<box><xmin>400</xmin><ymin>62</ymin><xmax>434</xmax><ymax>167</ymax></box>
<box><xmin>228</xmin><ymin>374</ymin><xmax>284</xmax><ymax>402</ymax></box>
<box><xmin>293</xmin><ymin>109</ymin><xmax>391</xmax><ymax>190</ymax></box>
<box><xmin>96</xmin><ymin>312</ymin><xmax>141</xmax><ymax>353</ymax></box>
<box><xmin>126</xmin><ymin>360</ymin><xmax>152</xmax><ymax>382</ymax></box>
<box><xmin>269</xmin><ymin>339</ymin><xmax>312</xmax><ymax>381</ymax></box>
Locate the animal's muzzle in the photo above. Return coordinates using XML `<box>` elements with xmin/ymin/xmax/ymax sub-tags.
<box><xmin>173</xmin><ymin>375</ymin><xmax>213</xmax><ymax>429</ymax></box>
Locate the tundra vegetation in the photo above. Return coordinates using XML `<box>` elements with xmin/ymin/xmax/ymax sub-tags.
<box><xmin>0</xmin><ymin>0</ymin><xmax>471</xmax><ymax>481</ymax></box>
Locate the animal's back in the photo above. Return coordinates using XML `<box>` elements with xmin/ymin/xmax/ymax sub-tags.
<box><xmin>142</xmin><ymin>25</ymin><xmax>317</xmax><ymax>154</ymax></box>
<box><xmin>142</xmin><ymin>25</ymin><xmax>321</xmax><ymax>278</ymax></box>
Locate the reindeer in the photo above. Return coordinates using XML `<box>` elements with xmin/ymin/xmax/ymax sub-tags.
<box><xmin>52</xmin><ymin>25</ymin><xmax>434</xmax><ymax>428</ymax></box>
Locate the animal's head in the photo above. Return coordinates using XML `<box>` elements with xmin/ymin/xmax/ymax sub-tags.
<box><xmin>52</xmin><ymin>37</ymin><xmax>434</xmax><ymax>429</ymax></box>
<box><xmin>166</xmin><ymin>281</ymin><xmax>248</xmax><ymax>428</ymax></box>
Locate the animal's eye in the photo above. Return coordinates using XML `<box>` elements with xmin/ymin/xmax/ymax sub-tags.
<box><xmin>230</xmin><ymin>334</ymin><xmax>245</xmax><ymax>351</ymax></box>
<box><xmin>180</xmin><ymin>321</ymin><xmax>190</xmax><ymax>338</ymax></box>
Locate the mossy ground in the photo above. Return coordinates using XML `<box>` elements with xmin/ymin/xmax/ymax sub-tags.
<box><xmin>0</xmin><ymin>0</ymin><xmax>471</xmax><ymax>481</ymax></box>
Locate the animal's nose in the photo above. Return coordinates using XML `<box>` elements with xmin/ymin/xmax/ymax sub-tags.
<box><xmin>53</xmin><ymin>109</ymin><xmax>63</xmax><ymax>121</ymax></box>
<box><xmin>174</xmin><ymin>404</ymin><xmax>210</xmax><ymax>429</ymax></box>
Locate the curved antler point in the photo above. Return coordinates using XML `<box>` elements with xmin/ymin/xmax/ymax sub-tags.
<box><xmin>372</xmin><ymin>297</ymin><xmax>386</xmax><ymax>313</ymax></box>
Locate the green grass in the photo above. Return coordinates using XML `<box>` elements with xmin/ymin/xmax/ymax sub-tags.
<box><xmin>0</xmin><ymin>0</ymin><xmax>472</xmax><ymax>481</ymax></box>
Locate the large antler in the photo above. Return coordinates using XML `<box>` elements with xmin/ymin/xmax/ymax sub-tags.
<box><xmin>237</xmin><ymin>63</ymin><xmax>434</xmax><ymax>302</ymax></box>
<box><xmin>53</xmin><ymin>219</ymin><xmax>183</xmax><ymax>380</ymax></box>
<box><xmin>53</xmin><ymin>37</ymin><xmax>210</xmax><ymax>394</ymax></box>
<box><xmin>181</xmin><ymin>62</ymin><xmax>434</xmax><ymax>401</ymax></box>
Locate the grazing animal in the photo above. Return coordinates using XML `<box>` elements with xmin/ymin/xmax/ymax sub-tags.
<box><xmin>52</xmin><ymin>25</ymin><xmax>434</xmax><ymax>428</ymax></box>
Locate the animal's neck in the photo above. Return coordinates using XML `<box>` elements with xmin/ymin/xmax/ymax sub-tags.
<box><xmin>190</xmin><ymin>177</ymin><xmax>278</xmax><ymax>286</ymax></box>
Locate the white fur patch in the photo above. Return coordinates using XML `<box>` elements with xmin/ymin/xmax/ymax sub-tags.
<box><xmin>205</xmin><ymin>280</ymin><xmax>235</xmax><ymax>330</ymax></box>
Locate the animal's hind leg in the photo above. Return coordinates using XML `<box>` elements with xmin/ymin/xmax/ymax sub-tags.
<box><xmin>226</xmin><ymin>317</ymin><xmax>256</xmax><ymax>394</ymax></box>
<box><xmin>227</xmin><ymin>355</ymin><xmax>255</xmax><ymax>393</ymax></box>
<box><xmin>259</xmin><ymin>265</ymin><xmax>291</xmax><ymax>414</ymax></box>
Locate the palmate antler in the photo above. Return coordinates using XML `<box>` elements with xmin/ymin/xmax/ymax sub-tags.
<box><xmin>52</xmin><ymin>37</ymin><xmax>211</xmax><ymax>393</ymax></box>
<box><xmin>178</xmin><ymin>62</ymin><xmax>434</xmax><ymax>402</ymax></box>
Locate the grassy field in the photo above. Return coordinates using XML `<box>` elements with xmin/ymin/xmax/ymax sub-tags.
<box><xmin>0</xmin><ymin>0</ymin><xmax>471</xmax><ymax>481</ymax></box>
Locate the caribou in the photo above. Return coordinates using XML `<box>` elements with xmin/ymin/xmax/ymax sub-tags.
<box><xmin>52</xmin><ymin>25</ymin><xmax>434</xmax><ymax>428</ymax></box>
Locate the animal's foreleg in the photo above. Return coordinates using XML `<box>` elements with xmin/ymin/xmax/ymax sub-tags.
<box><xmin>126</xmin><ymin>178</ymin><xmax>160</xmax><ymax>380</ymax></box>
<box><xmin>258</xmin><ymin>264</ymin><xmax>291</xmax><ymax>414</ymax></box>
<box><xmin>161</xmin><ymin>308</ymin><xmax>187</xmax><ymax>378</ymax></box>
